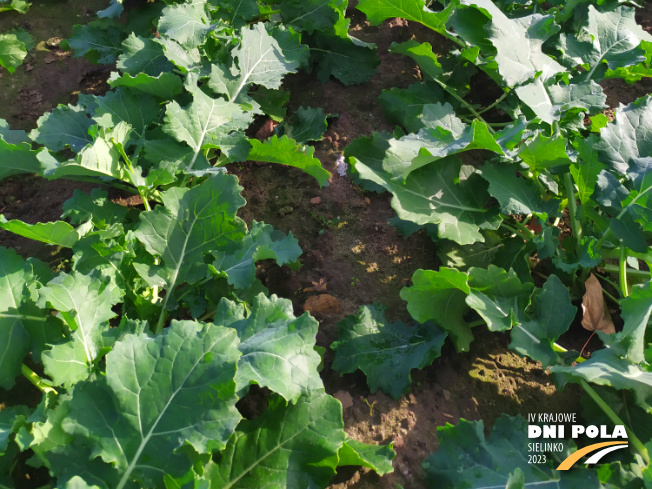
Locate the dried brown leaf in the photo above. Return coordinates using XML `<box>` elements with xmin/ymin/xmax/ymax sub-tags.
<box><xmin>581</xmin><ymin>273</ymin><xmax>615</xmax><ymax>334</ymax></box>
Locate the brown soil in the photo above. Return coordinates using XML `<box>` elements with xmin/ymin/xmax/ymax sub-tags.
<box><xmin>1</xmin><ymin>2</ymin><xmax>650</xmax><ymax>488</ymax></box>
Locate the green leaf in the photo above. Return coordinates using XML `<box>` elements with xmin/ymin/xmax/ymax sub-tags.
<box><xmin>134</xmin><ymin>174</ymin><xmax>246</xmax><ymax>316</ymax></box>
<box><xmin>142</xmin><ymin>138</ymin><xmax>203</xmax><ymax>177</ymax></box>
<box><xmin>157</xmin><ymin>1</ymin><xmax>210</xmax><ymax>49</ymax></box>
<box><xmin>599</xmin><ymin>95</ymin><xmax>652</xmax><ymax>175</ymax></box>
<box><xmin>437</xmin><ymin>232</ymin><xmax>502</xmax><ymax>270</ymax></box>
<box><xmin>0</xmin><ymin>117</ymin><xmax>29</xmax><ymax>145</ymax></box>
<box><xmin>551</xmin><ymin>349</ymin><xmax>652</xmax><ymax>413</ymax></box>
<box><xmin>249</xmin><ymin>87</ymin><xmax>290</xmax><ymax>122</ymax></box>
<box><xmin>108</xmin><ymin>71</ymin><xmax>183</xmax><ymax>99</ymax></box>
<box><xmin>601</xmin><ymin>280</ymin><xmax>652</xmax><ymax>365</ymax></box>
<box><xmin>509</xmin><ymin>275</ymin><xmax>576</xmax><ymax>368</ymax></box>
<box><xmin>400</xmin><ymin>268</ymin><xmax>472</xmax><ymax>352</ymax></box>
<box><xmin>594</xmin><ymin>170</ymin><xmax>628</xmax><ymax>212</ymax></box>
<box><xmin>377</xmin><ymin>102</ymin><xmax>503</xmax><ymax>180</ymax></box>
<box><xmin>571</xmin><ymin>134</ymin><xmax>606</xmax><ymax>204</ymax></box>
<box><xmin>213</xmin><ymin>0</ymin><xmax>260</xmax><ymax>25</ymax></box>
<box><xmin>459</xmin><ymin>2</ymin><xmax>564</xmax><ymax>85</ymax></box>
<box><xmin>67</xmin><ymin>21</ymin><xmax>123</xmax><ymax>64</ymax></box>
<box><xmin>215</xmin><ymin>294</ymin><xmax>322</xmax><ymax>402</ymax></box>
<box><xmin>39</xmin><ymin>271</ymin><xmax>121</xmax><ymax>386</ymax></box>
<box><xmin>211</xmin><ymin>220</ymin><xmax>301</xmax><ymax>289</ymax></box>
<box><xmin>547</xmin><ymin>80</ymin><xmax>607</xmax><ymax>118</ymax></box>
<box><xmin>62</xmin><ymin>188</ymin><xmax>129</xmax><ymax>227</ymax></box>
<box><xmin>0</xmin><ymin>247</ymin><xmax>31</xmax><ymax>389</ymax></box>
<box><xmin>204</xmin><ymin>390</ymin><xmax>346</xmax><ymax>488</ymax></box>
<box><xmin>49</xmin><ymin>124</ymin><xmax>130</xmax><ymax>181</ymax></box>
<box><xmin>163</xmin><ymin>74</ymin><xmax>252</xmax><ymax>168</ymax></box>
<box><xmin>155</xmin><ymin>37</ymin><xmax>201</xmax><ymax>74</ymax></box>
<box><xmin>515</xmin><ymin>79</ymin><xmax>606</xmax><ymax>125</ymax></box>
<box><xmin>611</xmin><ymin>213</ymin><xmax>649</xmax><ymax>254</ymax></box>
<box><xmin>423</xmin><ymin>415</ymin><xmax>599</xmax><ymax>488</ymax></box>
<box><xmin>562</xmin><ymin>6</ymin><xmax>652</xmax><ymax>79</ymax></box>
<box><xmin>623</xmin><ymin>157</ymin><xmax>652</xmax><ymax>234</ymax></box>
<box><xmin>280</xmin><ymin>0</ymin><xmax>345</xmax><ymax>35</ymax></box>
<box><xmin>479</xmin><ymin>162</ymin><xmax>559</xmax><ymax>216</ymax></box>
<box><xmin>117</xmin><ymin>33</ymin><xmax>174</xmax><ymax>76</ymax></box>
<box><xmin>91</xmin><ymin>89</ymin><xmax>161</xmax><ymax>136</ymax></box>
<box><xmin>337</xmin><ymin>439</ymin><xmax>395</xmax><ymax>476</ymax></box>
<box><xmin>0</xmin><ymin>135</ymin><xmax>43</xmax><ymax>181</ymax></box>
<box><xmin>389</xmin><ymin>40</ymin><xmax>443</xmax><ymax>80</ymax></box>
<box><xmin>62</xmin><ymin>320</ymin><xmax>242</xmax><ymax>486</ymax></box>
<box><xmin>352</xmin><ymin>155</ymin><xmax>498</xmax><ymax>245</ymax></box>
<box><xmin>268</xmin><ymin>23</ymin><xmax>310</xmax><ymax>68</ymax></box>
<box><xmin>466</xmin><ymin>265</ymin><xmax>534</xmax><ymax>332</ymax></box>
<box><xmin>311</xmin><ymin>32</ymin><xmax>379</xmax><ymax>86</ymax></box>
<box><xmin>0</xmin><ymin>33</ymin><xmax>29</xmax><ymax>73</ymax></box>
<box><xmin>518</xmin><ymin>134</ymin><xmax>570</xmax><ymax>171</ymax></box>
<box><xmin>0</xmin><ymin>406</ymin><xmax>29</xmax><ymax>453</ymax></box>
<box><xmin>29</xmin><ymin>104</ymin><xmax>92</xmax><ymax>152</ymax></box>
<box><xmin>357</xmin><ymin>0</ymin><xmax>457</xmax><ymax>31</ymax></box>
<box><xmin>247</xmin><ymin>135</ymin><xmax>330</xmax><ymax>186</ymax></box>
<box><xmin>212</xmin><ymin>23</ymin><xmax>301</xmax><ymax>102</ymax></box>
<box><xmin>97</xmin><ymin>0</ymin><xmax>123</xmax><ymax>19</ymax></box>
<box><xmin>0</xmin><ymin>0</ymin><xmax>30</xmax><ymax>13</ymax></box>
<box><xmin>379</xmin><ymin>82</ymin><xmax>445</xmax><ymax>133</ymax></box>
<box><xmin>0</xmin><ymin>216</ymin><xmax>88</xmax><ymax>248</ymax></box>
<box><xmin>604</xmin><ymin>39</ymin><xmax>652</xmax><ymax>83</ymax></box>
<box><xmin>331</xmin><ymin>304</ymin><xmax>447</xmax><ymax>398</ymax></box>
<box><xmin>282</xmin><ymin>106</ymin><xmax>330</xmax><ymax>143</ymax></box>
<box><xmin>0</xmin><ymin>248</ymin><xmax>59</xmax><ymax>388</ymax></box>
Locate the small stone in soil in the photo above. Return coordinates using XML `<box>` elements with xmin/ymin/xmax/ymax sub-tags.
<box><xmin>310</xmin><ymin>197</ymin><xmax>321</xmax><ymax>204</ymax></box>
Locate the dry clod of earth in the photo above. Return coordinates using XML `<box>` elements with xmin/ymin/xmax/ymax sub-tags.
<box><xmin>303</xmin><ymin>293</ymin><xmax>342</xmax><ymax>315</ymax></box>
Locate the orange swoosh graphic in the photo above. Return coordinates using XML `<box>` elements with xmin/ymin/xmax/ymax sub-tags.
<box><xmin>557</xmin><ymin>441</ymin><xmax>628</xmax><ymax>470</ymax></box>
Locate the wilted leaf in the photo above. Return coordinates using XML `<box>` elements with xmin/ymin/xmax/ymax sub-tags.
<box><xmin>581</xmin><ymin>273</ymin><xmax>615</xmax><ymax>334</ymax></box>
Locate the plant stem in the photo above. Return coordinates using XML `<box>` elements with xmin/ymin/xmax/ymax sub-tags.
<box><xmin>430</xmin><ymin>78</ymin><xmax>496</xmax><ymax>134</ymax></box>
<box><xmin>115</xmin><ymin>141</ymin><xmax>161</xmax><ymax>302</ymax></box>
<box><xmin>477</xmin><ymin>91</ymin><xmax>508</xmax><ymax>115</ymax></box>
<box><xmin>596</xmin><ymin>185</ymin><xmax>652</xmax><ymax>251</ymax></box>
<box><xmin>580</xmin><ymin>379</ymin><xmax>649</xmax><ymax>464</ymax></box>
<box><xmin>468</xmin><ymin>319</ymin><xmax>486</xmax><ymax>327</ymax></box>
<box><xmin>22</xmin><ymin>364</ymin><xmax>57</xmax><ymax>395</ymax></box>
<box><xmin>594</xmin><ymin>227</ymin><xmax>614</xmax><ymax>252</ymax></box>
<box><xmin>199</xmin><ymin>308</ymin><xmax>217</xmax><ymax>323</ymax></box>
<box><xmin>579</xmin><ymin>331</ymin><xmax>596</xmax><ymax>358</ymax></box>
<box><xmin>114</xmin><ymin>139</ymin><xmax>151</xmax><ymax>211</ymax></box>
<box><xmin>511</xmin><ymin>218</ymin><xmax>537</xmax><ymax>239</ymax></box>
<box><xmin>469</xmin><ymin>318</ymin><xmax>587</xmax><ymax>364</ymax></box>
<box><xmin>601</xmin><ymin>287</ymin><xmax>620</xmax><ymax>305</ymax></box>
<box><xmin>563</xmin><ymin>172</ymin><xmax>581</xmax><ymax>242</ymax></box>
<box><xmin>619</xmin><ymin>246</ymin><xmax>629</xmax><ymax>298</ymax></box>
<box><xmin>501</xmin><ymin>219</ymin><xmax>536</xmax><ymax>240</ymax></box>
<box><xmin>603</xmin><ymin>263</ymin><xmax>651</xmax><ymax>279</ymax></box>
<box><xmin>551</xmin><ymin>342</ymin><xmax>586</xmax><ymax>363</ymax></box>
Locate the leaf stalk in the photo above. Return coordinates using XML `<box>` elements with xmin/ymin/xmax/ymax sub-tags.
<box><xmin>619</xmin><ymin>246</ymin><xmax>629</xmax><ymax>298</ymax></box>
<box><xmin>563</xmin><ymin>172</ymin><xmax>582</xmax><ymax>242</ymax></box>
<box><xmin>580</xmin><ymin>379</ymin><xmax>649</xmax><ymax>464</ymax></box>
<box><xmin>431</xmin><ymin>78</ymin><xmax>496</xmax><ymax>134</ymax></box>
<box><xmin>22</xmin><ymin>364</ymin><xmax>57</xmax><ymax>395</ymax></box>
